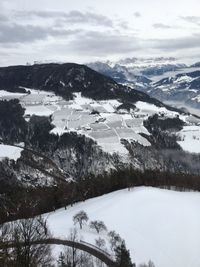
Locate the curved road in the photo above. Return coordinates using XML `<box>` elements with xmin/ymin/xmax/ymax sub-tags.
<box><xmin>0</xmin><ymin>238</ymin><xmax>117</xmax><ymax>267</ymax></box>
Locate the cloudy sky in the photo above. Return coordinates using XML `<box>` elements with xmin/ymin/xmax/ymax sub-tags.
<box><xmin>0</xmin><ymin>0</ymin><xmax>200</xmax><ymax>66</ymax></box>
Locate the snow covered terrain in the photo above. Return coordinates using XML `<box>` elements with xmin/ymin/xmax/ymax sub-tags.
<box><xmin>1</xmin><ymin>88</ymin><xmax>200</xmax><ymax>156</ymax></box>
<box><xmin>87</xmin><ymin>57</ymin><xmax>193</xmax><ymax>83</ymax></box>
<box><xmin>87</xmin><ymin>59</ymin><xmax>200</xmax><ymax>110</ymax></box>
<box><xmin>178</xmin><ymin>126</ymin><xmax>200</xmax><ymax>153</ymax></box>
<box><xmin>147</xmin><ymin>70</ymin><xmax>200</xmax><ymax>110</ymax></box>
<box><xmin>0</xmin><ymin>90</ymin><xmax>26</xmax><ymax>98</ymax></box>
<box><xmin>46</xmin><ymin>187</ymin><xmax>200</xmax><ymax>267</ymax></box>
<box><xmin>0</xmin><ymin>90</ymin><xmax>154</xmax><ymax>155</ymax></box>
<box><xmin>0</xmin><ymin>144</ymin><xmax>23</xmax><ymax>161</ymax></box>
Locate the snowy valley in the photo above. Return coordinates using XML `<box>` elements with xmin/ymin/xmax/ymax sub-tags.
<box><xmin>0</xmin><ymin>62</ymin><xmax>200</xmax><ymax>267</ymax></box>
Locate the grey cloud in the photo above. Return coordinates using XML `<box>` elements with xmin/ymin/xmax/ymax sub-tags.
<box><xmin>151</xmin><ymin>34</ymin><xmax>200</xmax><ymax>50</ymax></box>
<box><xmin>47</xmin><ymin>30</ymin><xmax>200</xmax><ymax>58</ymax></box>
<box><xmin>0</xmin><ymin>22</ymin><xmax>77</xmax><ymax>44</ymax></box>
<box><xmin>153</xmin><ymin>23</ymin><xmax>171</xmax><ymax>29</ymax></box>
<box><xmin>67</xmin><ymin>31</ymin><xmax>140</xmax><ymax>56</ymax></box>
<box><xmin>0</xmin><ymin>14</ymin><xmax>9</xmax><ymax>22</ymax></box>
<box><xmin>64</xmin><ymin>11</ymin><xmax>113</xmax><ymax>27</ymax></box>
<box><xmin>14</xmin><ymin>10</ymin><xmax>113</xmax><ymax>28</ymax></box>
<box><xmin>134</xmin><ymin>12</ymin><xmax>141</xmax><ymax>18</ymax></box>
<box><xmin>180</xmin><ymin>16</ymin><xmax>200</xmax><ymax>26</ymax></box>
<box><xmin>117</xmin><ymin>21</ymin><xmax>130</xmax><ymax>30</ymax></box>
<box><xmin>15</xmin><ymin>10</ymin><xmax>65</xmax><ymax>19</ymax></box>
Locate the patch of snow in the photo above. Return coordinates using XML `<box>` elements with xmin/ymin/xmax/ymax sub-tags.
<box><xmin>178</xmin><ymin>126</ymin><xmax>200</xmax><ymax>153</ymax></box>
<box><xmin>191</xmin><ymin>95</ymin><xmax>200</xmax><ymax>103</ymax></box>
<box><xmin>60</xmin><ymin>81</ymin><xmax>65</xmax><ymax>87</ymax></box>
<box><xmin>73</xmin><ymin>92</ymin><xmax>92</xmax><ymax>105</ymax></box>
<box><xmin>98</xmin><ymin>142</ymin><xmax>128</xmax><ymax>155</ymax></box>
<box><xmin>24</xmin><ymin>105</ymin><xmax>54</xmax><ymax>116</ymax></box>
<box><xmin>176</xmin><ymin>75</ymin><xmax>193</xmax><ymax>83</ymax></box>
<box><xmin>0</xmin><ymin>145</ymin><xmax>23</xmax><ymax>161</ymax></box>
<box><xmin>0</xmin><ymin>90</ymin><xmax>26</xmax><ymax>99</ymax></box>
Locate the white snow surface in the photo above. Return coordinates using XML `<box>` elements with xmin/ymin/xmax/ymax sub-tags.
<box><xmin>0</xmin><ymin>145</ymin><xmax>23</xmax><ymax>161</ymax></box>
<box><xmin>2</xmin><ymin>89</ymin><xmax>200</xmax><ymax>156</ymax></box>
<box><xmin>24</xmin><ymin>105</ymin><xmax>54</xmax><ymax>116</ymax></box>
<box><xmin>135</xmin><ymin>101</ymin><xmax>178</xmax><ymax>117</ymax></box>
<box><xmin>0</xmin><ymin>90</ymin><xmax>26</xmax><ymax>98</ymax></box>
<box><xmin>178</xmin><ymin>126</ymin><xmax>200</xmax><ymax>153</ymax></box>
<box><xmin>45</xmin><ymin>187</ymin><xmax>200</xmax><ymax>267</ymax></box>
<box><xmin>50</xmin><ymin>93</ymin><xmax>152</xmax><ymax>155</ymax></box>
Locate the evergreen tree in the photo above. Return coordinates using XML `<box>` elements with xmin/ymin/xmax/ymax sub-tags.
<box><xmin>115</xmin><ymin>240</ymin><xmax>135</xmax><ymax>267</ymax></box>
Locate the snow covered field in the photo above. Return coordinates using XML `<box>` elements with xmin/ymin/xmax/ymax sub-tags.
<box><xmin>178</xmin><ymin>126</ymin><xmax>200</xmax><ymax>153</ymax></box>
<box><xmin>46</xmin><ymin>187</ymin><xmax>200</xmax><ymax>267</ymax></box>
<box><xmin>0</xmin><ymin>144</ymin><xmax>23</xmax><ymax>161</ymax></box>
<box><xmin>1</xmin><ymin>89</ymin><xmax>154</xmax><ymax>155</ymax></box>
<box><xmin>1</xmin><ymin>88</ymin><xmax>200</xmax><ymax>155</ymax></box>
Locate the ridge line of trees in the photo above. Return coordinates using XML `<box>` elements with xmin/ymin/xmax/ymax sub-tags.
<box><xmin>1</xmin><ymin>167</ymin><xmax>200</xmax><ymax>224</ymax></box>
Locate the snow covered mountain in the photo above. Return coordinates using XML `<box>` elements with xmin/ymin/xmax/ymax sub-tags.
<box><xmin>87</xmin><ymin>61</ymin><xmax>152</xmax><ymax>90</ymax></box>
<box><xmin>150</xmin><ymin>70</ymin><xmax>200</xmax><ymax>109</ymax></box>
<box><xmin>0</xmin><ymin>62</ymin><xmax>200</xmax><ymax>224</ymax></box>
<box><xmin>0</xmin><ymin>63</ymin><xmax>200</xmax><ymax>188</ymax></box>
<box><xmin>191</xmin><ymin>62</ymin><xmax>200</xmax><ymax>68</ymax></box>
<box><xmin>87</xmin><ymin>59</ymin><xmax>200</xmax><ymax>112</ymax></box>
<box><xmin>87</xmin><ymin>57</ymin><xmax>187</xmax><ymax>82</ymax></box>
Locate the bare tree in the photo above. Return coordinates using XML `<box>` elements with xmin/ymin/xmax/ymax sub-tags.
<box><xmin>65</xmin><ymin>228</ymin><xmax>79</xmax><ymax>267</ymax></box>
<box><xmin>0</xmin><ymin>216</ymin><xmax>52</xmax><ymax>267</ymax></box>
<box><xmin>95</xmin><ymin>238</ymin><xmax>107</xmax><ymax>267</ymax></box>
<box><xmin>59</xmin><ymin>228</ymin><xmax>94</xmax><ymax>267</ymax></box>
<box><xmin>90</xmin><ymin>221</ymin><xmax>107</xmax><ymax>234</ymax></box>
<box><xmin>73</xmin><ymin>211</ymin><xmax>88</xmax><ymax>229</ymax></box>
<box><xmin>95</xmin><ymin>237</ymin><xmax>106</xmax><ymax>249</ymax></box>
<box><xmin>0</xmin><ymin>223</ymin><xmax>12</xmax><ymax>266</ymax></box>
<box><xmin>57</xmin><ymin>252</ymin><xmax>67</xmax><ymax>267</ymax></box>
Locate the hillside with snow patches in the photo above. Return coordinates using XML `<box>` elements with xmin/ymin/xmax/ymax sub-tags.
<box><xmin>45</xmin><ymin>187</ymin><xmax>200</xmax><ymax>267</ymax></box>
<box><xmin>0</xmin><ymin>145</ymin><xmax>23</xmax><ymax>161</ymax></box>
<box><xmin>0</xmin><ymin>63</ymin><xmax>200</xmax><ymax>267</ymax></box>
<box><xmin>149</xmin><ymin>71</ymin><xmax>200</xmax><ymax>110</ymax></box>
<box><xmin>87</xmin><ymin>59</ymin><xmax>200</xmax><ymax>113</ymax></box>
<box><xmin>87</xmin><ymin>57</ymin><xmax>188</xmax><ymax>80</ymax></box>
<box><xmin>0</xmin><ymin>63</ymin><xmax>200</xmax><ymax>191</ymax></box>
<box><xmin>0</xmin><ymin>88</ymin><xmax>200</xmax><ymax>156</ymax></box>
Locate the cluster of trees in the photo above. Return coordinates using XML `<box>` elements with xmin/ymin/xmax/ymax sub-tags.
<box><xmin>0</xmin><ymin>216</ymin><xmax>52</xmax><ymax>267</ymax></box>
<box><xmin>0</xmin><ymin>99</ymin><xmax>27</xmax><ymax>143</ymax></box>
<box><xmin>73</xmin><ymin>210</ymin><xmax>107</xmax><ymax>234</ymax></box>
<box><xmin>0</xmin><ymin>213</ymin><xmax>154</xmax><ymax>267</ymax></box>
<box><xmin>56</xmin><ymin>222</ymin><xmax>135</xmax><ymax>267</ymax></box>
<box><xmin>69</xmin><ymin>211</ymin><xmax>154</xmax><ymax>267</ymax></box>
<box><xmin>142</xmin><ymin>113</ymin><xmax>184</xmax><ymax>150</ymax></box>
<box><xmin>144</xmin><ymin>113</ymin><xmax>184</xmax><ymax>132</ymax></box>
<box><xmin>123</xmin><ymin>139</ymin><xmax>200</xmax><ymax>173</ymax></box>
<box><xmin>57</xmin><ymin>228</ymin><xmax>103</xmax><ymax>267</ymax></box>
<box><xmin>1</xmin><ymin>167</ymin><xmax>200</xmax><ymax>224</ymax></box>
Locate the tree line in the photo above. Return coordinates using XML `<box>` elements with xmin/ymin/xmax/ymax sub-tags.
<box><xmin>1</xmin><ymin>167</ymin><xmax>200</xmax><ymax>224</ymax></box>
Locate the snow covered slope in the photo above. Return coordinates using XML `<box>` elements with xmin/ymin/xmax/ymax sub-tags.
<box><xmin>46</xmin><ymin>187</ymin><xmax>200</xmax><ymax>267</ymax></box>
<box><xmin>88</xmin><ymin>57</ymin><xmax>187</xmax><ymax>78</ymax></box>
<box><xmin>0</xmin><ymin>62</ymin><xmax>200</xmax><ymax>183</ymax></box>
<box><xmin>150</xmin><ymin>71</ymin><xmax>200</xmax><ymax>109</ymax></box>
<box><xmin>0</xmin><ymin>88</ymin><xmax>178</xmax><ymax>156</ymax></box>
<box><xmin>87</xmin><ymin>59</ymin><xmax>200</xmax><ymax>111</ymax></box>
<box><xmin>178</xmin><ymin>126</ymin><xmax>200</xmax><ymax>153</ymax></box>
<box><xmin>0</xmin><ymin>145</ymin><xmax>23</xmax><ymax>161</ymax></box>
